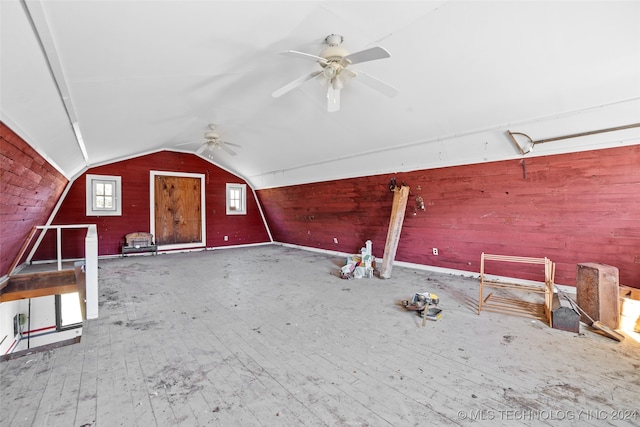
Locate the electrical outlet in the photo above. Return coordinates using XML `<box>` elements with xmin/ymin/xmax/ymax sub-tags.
<box><xmin>432</xmin><ymin>248</ymin><xmax>438</xmax><ymax>255</ymax></box>
<box><xmin>333</xmin><ymin>237</ymin><xmax>338</xmax><ymax>244</ymax></box>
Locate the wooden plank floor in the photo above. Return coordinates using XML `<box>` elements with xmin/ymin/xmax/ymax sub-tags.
<box><xmin>1</xmin><ymin>245</ymin><xmax>639</xmax><ymax>426</ymax></box>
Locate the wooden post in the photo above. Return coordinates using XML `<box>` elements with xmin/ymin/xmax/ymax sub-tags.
<box><xmin>379</xmin><ymin>185</ymin><xmax>410</xmax><ymax>279</ymax></box>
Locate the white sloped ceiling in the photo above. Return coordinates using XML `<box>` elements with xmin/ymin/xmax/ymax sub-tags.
<box><xmin>1</xmin><ymin>1</ymin><xmax>639</xmax><ymax>188</ymax></box>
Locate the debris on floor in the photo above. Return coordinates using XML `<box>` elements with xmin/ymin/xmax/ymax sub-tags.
<box><xmin>402</xmin><ymin>292</ymin><xmax>443</xmax><ymax>324</ymax></box>
<box><xmin>557</xmin><ymin>286</ymin><xmax>625</xmax><ymax>342</ymax></box>
<box><xmin>340</xmin><ymin>240</ymin><xmax>375</xmax><ymax>279</ymax></box>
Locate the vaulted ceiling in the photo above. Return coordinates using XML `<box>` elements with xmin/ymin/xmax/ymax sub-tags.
<box><xmin>2</xmin><ymin>1</ymin><xmax>639</xmax><ymax>189</ymax></box>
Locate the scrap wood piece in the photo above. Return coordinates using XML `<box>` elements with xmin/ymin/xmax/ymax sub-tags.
<box><xmin>379</xmin><ymin>185</ymin><xmax>410</xmax><ymax>279</ymax></box>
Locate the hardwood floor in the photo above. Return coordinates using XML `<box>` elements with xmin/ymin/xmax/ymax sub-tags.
<box><xmin>1</xmin><ymin>245</ymin><xmax>639</xmax><ymax>426</ymax></box>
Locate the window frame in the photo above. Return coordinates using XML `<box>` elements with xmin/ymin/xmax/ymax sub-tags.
<box><xmin>226</xmin><ymin>183</ymin><xmax>247</xmax><ymax>215</ymax></box>
<box><xmin>86</xmin><ymin>174</ymin><xmax>122</xmax><ymax>216</ymax></box>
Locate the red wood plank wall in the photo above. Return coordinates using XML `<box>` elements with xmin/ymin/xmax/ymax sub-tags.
<box><xmin>0</xmin><ymin>123</ymin><xmax>68</xmax><ymax>277</ymax></box>
<box><xmin>34</xmin><ymin>151</ymin><xmax>270</xmax><ymax>260</ymax></box>
<box><xmin>257</xmin><ymin>145</ymin><xmax>640</xmax><ymax>288</ymax></box>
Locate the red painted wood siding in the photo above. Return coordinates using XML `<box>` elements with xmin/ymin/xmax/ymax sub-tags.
<box><xmin>0</xmin><ymin>123</ymin><xmax>68</xmax><ymax>276</ymax></box>
<box><xmin>34</xmin><ymin>151</ymin><xmax>270</xmax><ymax>259</ymax></box>
<box><xmin>257</xmin><ymin>145</ymin><xmax>640</xmax><ymax>288</ymax></box>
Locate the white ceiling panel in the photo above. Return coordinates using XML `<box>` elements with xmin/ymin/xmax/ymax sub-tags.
<box><xmin>1</xmin><ymin>0</ymin><xmax>639</xmax><ymax>187</ymax></box>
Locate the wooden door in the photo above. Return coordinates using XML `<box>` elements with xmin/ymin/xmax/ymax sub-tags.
<box><xmin>154</xmin><ymin>175</ymin><xmax>202</xmax><ymax>245</ymax></box>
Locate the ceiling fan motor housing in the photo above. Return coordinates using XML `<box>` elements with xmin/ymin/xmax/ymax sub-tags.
<box><xmin>320</xmin><ymin>34</ymin><xmax>350</xmax><ymax>80</ymax></box>
<box><xmin>320</xmin><ymin>45</ymin><xmax>349</xmax><ymax>62</ymax></box>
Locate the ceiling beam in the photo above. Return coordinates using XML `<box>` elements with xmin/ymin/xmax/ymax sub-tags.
<box><xmin>21</xmin><ymin>0</ymin><xmax>89</xmax><ymax>163</ymax></box>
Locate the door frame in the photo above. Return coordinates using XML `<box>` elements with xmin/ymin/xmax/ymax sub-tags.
<box><xmin>149</xmin><ymin>170</ymin><xmax>206</xmax><ymax>251</ymax></box>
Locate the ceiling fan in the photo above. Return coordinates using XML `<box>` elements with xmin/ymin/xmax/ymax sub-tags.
<box><xmin>272</xmin><ymin>34</ymin><xmax>398</xmax><ymax>112</ymax></box>
<box><xmin>176</xmin><ymin>124</ymin><xmax>241</xmax><ymax>157</ymax></box>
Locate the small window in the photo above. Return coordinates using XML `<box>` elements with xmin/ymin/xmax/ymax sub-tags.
<box><xmin>56</xmin><ymin>293</ymin><xmax>83</xmax><ymax>331</ymax></box>
<box><xmin>86</xmin><ymin>174</ymin><xmax>122</xmax><ymax>216</ymax></box>
<box><xmin>226</xmin><ymin>183</ymin><xmax>246</xmax><ymax>215</ymax></box>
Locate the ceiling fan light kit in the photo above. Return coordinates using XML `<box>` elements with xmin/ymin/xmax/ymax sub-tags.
<box><xmin>272</xmin><ymin>34</ymin><xmax>398</xmax><ymax>112</ymax></box>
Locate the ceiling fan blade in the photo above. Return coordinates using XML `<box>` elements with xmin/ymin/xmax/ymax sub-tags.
<box><xmin>280</xmin><ymin>50</ymin><xmax>328</xmax><ymax>64</ymax></box>
<box><xmin>343</xmin><ymin>46</ymin><xmax>390</xmax><ymax>65</ymax></box>
<box><xmin>327</xmin><ymin>85</ymin><xmax>341</xmax><ymax>112</ymax></box>
<box><xmin>353</xmin><ymin>70</ymin><xmax>399</xmax><ymax>98</ymax></box>
<box><xmin>195</xmin><ymin>143</ymin><xmax>208</xmax><ymax>155</ymax></box>
<box><xmin>175</xmin><ymin>140</ymin><xmax>202</xmax><ymax>147</ymax></box>
<box><xmin>220</xmin><ymin>144</ymin><xmax>238</xmax><ymax>156</ymax></box>
<box><xmin>272</xmin><ymin>70</ymin><xmax>322</xmax><ymax>98</ymax></box>
<box><xmin>222</xmin><ymin>141</ymin><xmax>242</xmax><ymax>148</ymax></box>
<box><xmin>341</xmin><ymin>68</ymin><xmax>356</xmax><ymax>81</ymax></box>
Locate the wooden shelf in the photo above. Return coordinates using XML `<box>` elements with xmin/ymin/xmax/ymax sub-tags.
<box><xmin>478</xmin><ymin>252</ymin><xmax>555</xmax><ymax>326</ymax></box>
